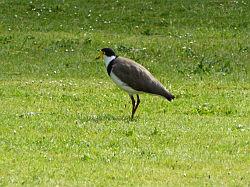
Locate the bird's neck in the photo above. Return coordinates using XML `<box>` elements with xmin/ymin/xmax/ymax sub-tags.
<box><xmin>104</xmin><ymin>55</ymin><xmax>116</xmax><ymax>67</ymax></box>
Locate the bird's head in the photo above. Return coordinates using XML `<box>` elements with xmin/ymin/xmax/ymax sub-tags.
<box><xmin>96</xmin><ymin>48</ymin><xmax>116</xmax><ymax>60</ymax></box>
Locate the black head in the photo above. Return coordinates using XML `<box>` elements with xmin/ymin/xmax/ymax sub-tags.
<box><xmin>101</xmin><ymin>48</ymin><xmax>116</xmax><ymax>57</ymax></box>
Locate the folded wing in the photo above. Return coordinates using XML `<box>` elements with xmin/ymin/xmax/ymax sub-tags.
<box><xmin>112</xmin><ymin>57</ymin><xmax>175</xmax><ymax>101</ymax></box>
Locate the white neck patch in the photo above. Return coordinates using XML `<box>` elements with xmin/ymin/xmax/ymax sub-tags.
<box><xmin>104</xmin><ymin>55</ymin><xmax>116</xmax><ymax>67</ymax></box>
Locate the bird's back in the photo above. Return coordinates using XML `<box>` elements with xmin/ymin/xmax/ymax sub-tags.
<box><xmin>111</xmin><ymin>57</ymin><xmax>175</xmax><ymax>101</ymax></box>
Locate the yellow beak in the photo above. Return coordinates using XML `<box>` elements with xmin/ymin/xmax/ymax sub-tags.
<box><xmin>95</xmin><ymin>51</ymin><xmax>104</xmax><ymax>60</ymax></box>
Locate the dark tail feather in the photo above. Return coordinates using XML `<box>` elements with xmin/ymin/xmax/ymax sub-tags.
<box><xmin>164</xmin><ymin>90</ymin><xmax>175</xmax><ymax>101</ymax></box>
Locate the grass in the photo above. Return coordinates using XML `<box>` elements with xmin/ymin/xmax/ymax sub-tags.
<box><xmin>0</xmin><ymin>0</ymin><xmax>249</xmax><ymax>186</ymax></box>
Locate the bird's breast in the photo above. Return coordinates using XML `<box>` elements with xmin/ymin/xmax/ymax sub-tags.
<box><xmin>110</xmin><ymin>72</ymin><xmax>140</xmax><ymax>94</ymax></box>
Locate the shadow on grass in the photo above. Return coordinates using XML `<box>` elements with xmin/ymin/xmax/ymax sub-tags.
<box><xmin>78</xmin><ymin>113</ymin><xmax>138</xmax><ymax>123</ymax></box>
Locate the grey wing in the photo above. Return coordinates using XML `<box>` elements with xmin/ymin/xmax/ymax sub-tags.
<box><xmin>112</xmin><ymin>57</ymin><xmax>174</xmax><ymax>100</ymax></box>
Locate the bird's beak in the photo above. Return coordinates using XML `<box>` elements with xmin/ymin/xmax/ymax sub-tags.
<box><xmin>95</xmin><ymin>51</ymin><xmax>104</xmax><ymax>60</ymax></box>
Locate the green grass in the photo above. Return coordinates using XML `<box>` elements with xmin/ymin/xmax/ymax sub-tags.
<box><xmin>0</xmin><ymin>0</ymin><xmax>249</xmax><ymax>186</ymax></box>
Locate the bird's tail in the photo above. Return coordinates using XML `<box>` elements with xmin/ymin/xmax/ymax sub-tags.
<box><xmin>163</xmin><ymin>90</ymin><xmax>175</xmax><ymax>101</ymax></box>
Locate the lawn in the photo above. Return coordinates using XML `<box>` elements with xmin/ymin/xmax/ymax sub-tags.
<box><xmin>0</xmin><ymin>0</ymin><xmax>249</xmax><ymax>186</ymax></box>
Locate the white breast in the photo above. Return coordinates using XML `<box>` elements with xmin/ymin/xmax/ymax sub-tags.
<box><xmin>110</xmin><ymin>72</ymin><xmax>140</xmax><ymax>95</ymax></box>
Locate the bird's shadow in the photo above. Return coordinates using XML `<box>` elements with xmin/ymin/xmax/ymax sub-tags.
<box><xmin>78</xmin><ymin>113</ymin><xmax>138</xmax><ymax>123</ymax></box>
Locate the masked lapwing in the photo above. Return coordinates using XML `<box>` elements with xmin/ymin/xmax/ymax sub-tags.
<box><xmin>96</xmin><ymin>48</ymin><xmax>175</xmax><ymax>119</ymax></box>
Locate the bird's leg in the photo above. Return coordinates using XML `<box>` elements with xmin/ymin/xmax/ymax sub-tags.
<box><xmin>129</xmin><ymin>95</ymin><xmax>136</xmax><ymax>119</ymax></box>
<box><xmin>133</xmin><ymin>94</ymin><xmax>140</xmax><ymax>115</ymax></box>
<box><xmin>129</xmin><ymin>94</ymin><xmax>140</xmax><ymax>119</ymax></box>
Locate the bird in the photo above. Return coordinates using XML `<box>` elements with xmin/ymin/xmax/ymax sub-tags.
<box><xmin>96</xmin><ymin>48</ymin><xmax>175</xmax><ymax>119</ymax></box>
